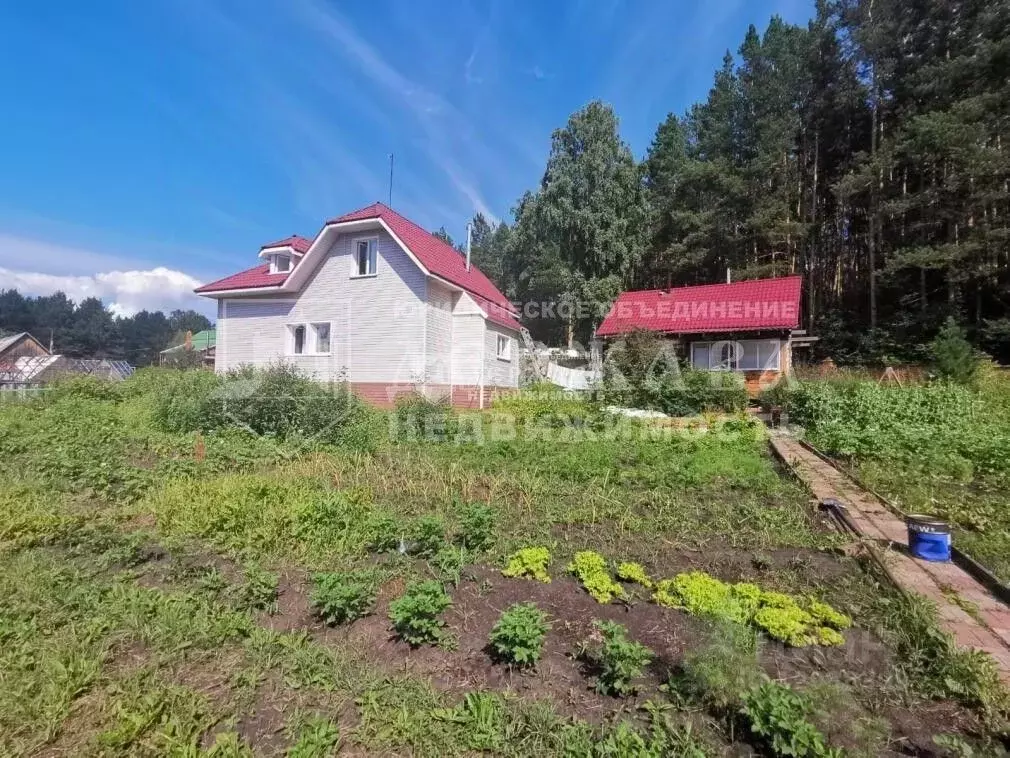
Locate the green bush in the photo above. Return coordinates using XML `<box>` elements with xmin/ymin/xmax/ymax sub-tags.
<box><xmin>676</xmin><ymin>622</ymin><xmax>765</xmax><ymax>711</ymax></box>
<box><xmin>600</xmin><ymin>330</ymin><xmax>748</xmax><ymax>415</ymax></box>
<box><xmin>388</xmin><ymin>580</ymin><xmax>452</xmax><ymax>646</ymax></box>
<box><xmin>367</xmin><ymin>513</ymin><xmax>402</xmax><ymax>553</ymax></box>
<box><xmin>502</xmin><ymin>547</ymin><xmax>551</xmax><ymax>583</ymax></box>
<box><xmin>588</xmin><ymin>620</ymin><xmax>653</xmax><ymax>697</ymax></box>
<box><xmin>457</xmin><ymin>503</ymin><xmax>496</xmax><ymax>551</ymax></box>
<box><xmin>488</xmin><ymin>602</ymin><xmax>550</xmax><ymax>667</ymax></box>
<box><xmin>152</xmin><ymin>364</ymin><xmax>375</xmax><ymax>448</ymax></box>
<box><xmin>393</xmin><ymin>393</ymin><xmax>458</xmax><ymax>442</ymax></box>
<box><xmin>47</xmin><ymin>375</ymin><xmax>123</xmax><ymax>403</ymax></box>
<box><xmin>310</xmin><ymin>570</ymin><xmax>377</xmax><ymax>625</ymax></box>
<box><xmin>932</xmin><ymin>317</ymin><xmax>980</xmax><ymax>385</ymax></box>
<box><xmin>741</xmin><ymin>681</ymin><xmax>841</xmax><ymax>757</ymax></box>
<box><xmin>567</xmin><ymin>551</ymin><xmax>624</xmax><ymax>603</ymax></box>
<box><xmin>411</xmin><ymin>515</ymin><xmax>446</xmax><ymax>557</ymax></box>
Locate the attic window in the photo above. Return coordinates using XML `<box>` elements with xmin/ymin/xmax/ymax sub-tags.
<box><xmin>354</xmin><ymin>238</ymin><xmax>377</xmax><ymax>277</ymax></box>
<box><xmin>272</xmin><ymin>254</ymin><xmax>291</xmax><ymax>274</ymax></box>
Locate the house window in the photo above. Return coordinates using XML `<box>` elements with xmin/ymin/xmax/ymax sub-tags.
<box><xmin>690</xmin><ymin>339</ymin><xmax>780</xmax><ymax>371</ymax></box>
<box><xmin>496</xmin><ymin>334</ymin><xmax>511</xmax><ymax>361</ymax></box>
<box><xmin>272</xmin><ymin>254</ymin><xmax>291</xmax><ymax>274</ymax></box>
<box><xmin>313</xmin><ymin>323</ymin><xmax>331</xmax><ymax>354</ymax></box>
<box><xmin>354</xmin><ymin>238</ymin><xmax>377</xmax><ymax>277</ymax></box>
<box><xmin>291</xmin><ymin>325</ymin><xmax>306</xmax><ymax>355</ymax></box>
<box><xmin>288</xmin><ymin>323</ymin><xmax>331</xmax><ymax>355</ymax></box>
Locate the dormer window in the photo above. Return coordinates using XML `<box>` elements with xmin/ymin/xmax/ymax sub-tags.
<box><xmin>271</xmin><ymin>254</ymin><xmax>292</xmax><ymax>274</ymax></box>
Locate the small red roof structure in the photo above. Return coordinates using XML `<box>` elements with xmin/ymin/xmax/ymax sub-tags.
<box><xmin>195</xmin><ymin>203</ymin><xmax>518</xmax><ymax>329</ymax></box>
<box><xmin>259</xmin><ymin>235</ymin><xmax>312</xmax><ymax>254</ymax></box>
<box><xmin>596</xmin><ymin>276</ymin><xmax>802</xmax><ymax>337</ymax></box>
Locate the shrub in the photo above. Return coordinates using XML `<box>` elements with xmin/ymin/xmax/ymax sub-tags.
<box><xmin>488</xmin><ymin>602</ymin><xmax>550</xmax><ymax>667</ymax></box>
<box><xmin>367</xmin><ymin>513</ymin><xmax>402</xmax><ymax>553</ymax></box>
<box><xmin>615</xmin><ymin>562</ymin><xmax>653</xmax><ymax>589</ymax></box>
<box><xmin>411</xmin><ymin>515</ymin><xmax>446</xmax><ymax>557</ymax></box>
<box><xmin>676</xmin><ymin>622</ymin><xmax>765</xmax><ymax>711</ymax></box>
<box><xmin>457</xmin><ymin>503</ymin><xmax>496</xmax><ymax>551</ymax></box>
<box><xmin>388</xmin><ymin>580</ymin><xmax>452</xmax><ymax>646</ymax></box>
<box><xmin>590</xmin><ymin>620</ymin><xmax>653</xmax><ymax>697</ymax></box>
<box><xmin>393</xmin><ymin>393</ymin><xmax>458</xmax><ymax>442</ymax></box>
<box><xmin>152</xmin><ymin>364</ymin><xmax>373</xmax><ymax>447</ymax></box>
<box><xmin>310</xmin><ymin>570</ymin><xmax>377</xmax><ymax>625</ymax></box>
<box><xmin>502</xmin><ymin>547</ymin><xmax>551</xmax><ymax>583</ymax></box>
<box><xmin>567</xmin><ymin>551</ymin><xmax>624</xmax><ymax>604</ymax></box>
<box><xmin>741</xmin><ymin>681</ymin><xmax>841</xmax><ymax>757</ymax></box>
<box><xmin>932</xmin><ymin>317</ymin><xmax>980</xmax><ymax>385</ymax></box>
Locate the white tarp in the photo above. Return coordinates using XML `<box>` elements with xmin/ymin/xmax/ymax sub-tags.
<box><xmin>545</xmin><ymin>362</ymin><xmax>601</xmax><ymax>391</ymax></box>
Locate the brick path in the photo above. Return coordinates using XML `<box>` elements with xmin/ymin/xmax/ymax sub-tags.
<box><xmin>770</xmin><ymin>433</ymin><xmax>1010</xmax><ymax>682</ymax></box>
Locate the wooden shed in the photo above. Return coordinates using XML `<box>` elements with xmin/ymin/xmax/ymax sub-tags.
<box><xmin>595</xmin><ymin>276</ymin><xmax>809</xmax><ymax>395</ymax></box>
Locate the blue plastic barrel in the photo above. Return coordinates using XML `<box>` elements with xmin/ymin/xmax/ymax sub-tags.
<box><xmin>906</xmin><ymin>514</ymin><xmax>952</xmax><ymax>562</ymax></box>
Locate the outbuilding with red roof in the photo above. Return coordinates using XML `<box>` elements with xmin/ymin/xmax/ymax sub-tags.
<box><xmin>595</xmin><ymin>275</ymin><xmax>808</xmax><ymax>394</ymax></box>
<box><xmin>196</xmin><ymin>202</ymin><xmax>520</xmax><ymax>408</ymax></box>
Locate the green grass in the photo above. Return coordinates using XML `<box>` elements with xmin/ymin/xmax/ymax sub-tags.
<box><xmin>789</xmin><ymin>374</ymin><xmax>1010</xmax><ymax>583</ymax></box>
<box><xmin>0</xmin><ymin>370</ymin><xmax>1006</xmax><ymax>754</ymax></box>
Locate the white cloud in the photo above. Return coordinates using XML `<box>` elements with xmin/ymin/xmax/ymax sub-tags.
<box><xmin>1</xmin><ymin>267</ymin><xmax>211</xmax><ymax>318</ymax></box>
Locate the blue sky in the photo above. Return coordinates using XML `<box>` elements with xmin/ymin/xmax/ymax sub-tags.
<box><xmin>0</xmin><ymin>0</ymin><xmax>812</xmax><ymax>316</ymax></box>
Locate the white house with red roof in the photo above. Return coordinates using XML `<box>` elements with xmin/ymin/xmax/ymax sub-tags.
<box><xmin>195</xmin><ymin>202</ymin><xmax>520</xmax><ymax>408</ymax></box>
<box><xmin>595</xmin><ymin>275</ymin><xmax>805</xmax><ymax>394</ymax></box>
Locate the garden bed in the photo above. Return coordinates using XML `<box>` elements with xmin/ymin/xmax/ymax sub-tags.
<box><xmin>0</xmin><ymin>369</ymin><xmax>1007</xmax><ymax>756</ymax></box>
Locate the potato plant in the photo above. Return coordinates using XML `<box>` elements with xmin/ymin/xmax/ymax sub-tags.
<box><xmin>488</xmin><ymin>603</ymin><xmax>550</xmax><ymax>667</ymax></box>
<box><xmin>310</xmin><ymin>570</ymin><xmax>377</xmax><ymax>625</ymax></box>
<box><xmin>388</xmin><ymin>580</ymin><xmax>452</xmax><ymax>646</ymax></box>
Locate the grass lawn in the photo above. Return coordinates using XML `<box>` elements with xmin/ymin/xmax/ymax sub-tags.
<box><xmin>789</xmin><ymin>375</ymin><xmax>1010</xmax><ymax>584</ymax></box>
<box><xmin>0</xmin><ymin>370</ymin><xmax>1007</xmax><ymax>756</ymax></box>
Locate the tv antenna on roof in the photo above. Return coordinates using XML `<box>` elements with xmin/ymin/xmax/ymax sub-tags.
<box><xmin>388</xmin><ymin>153</ymin><xmax>394</xmax><ymax>206</ymax></box>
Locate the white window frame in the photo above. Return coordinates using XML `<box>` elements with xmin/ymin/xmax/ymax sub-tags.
<box><xmin>311</xmin><ymin>322</ymin><xmax>331</xmax><ymax>355</ymax></box>
<box><xmin>286</xmin><ymin>322</ymin><xmax>332</xmax><ymax>356</ymax></box>
<box><xmin>352</xmin><ymin>237</ymin><xmax>378</xmax><ymax>278</ymax></box>
<box><xmin>288</xmin><ymin>324</ymin><xmax>307</xmax><ymax>355</ymax></box>
<box><xmin>496</xmin><ymin>334</ymin><xmax>512</xmax><ymax>361</ymax></box>
<box><xmin>270</xmin><ymin>254</ymin><xmax>292</xmax><ymax>274</ymax></box>
<box><xmin>689</xmin><ymin>339</ymin><xmax>781</xmax><ymax>371</ymax></box>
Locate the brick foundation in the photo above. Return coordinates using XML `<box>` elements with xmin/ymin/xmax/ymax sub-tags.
<box><xmin>348</xmin><ymin>383</ymin><xmax>514</xmax><ymax>410</ymax></box>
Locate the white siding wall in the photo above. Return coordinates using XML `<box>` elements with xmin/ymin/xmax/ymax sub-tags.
<box><xmin>425</xmin><ymin>280</ymin><xmax>453</xmax><ymax>384</ymax></box>
<box><xmin>451</xmin><ymin>302</ymin><xmax>485</xmax><ymax>388</ymax></box>
<box><xmin>215</xmin><ymin>229</ymin><xmax>426</xmax><ymax>382</ymax></box>
<box><xmin>485</xmin><ymin>323</ymin><xmax>519</xmax><ymax>388</ymax></box>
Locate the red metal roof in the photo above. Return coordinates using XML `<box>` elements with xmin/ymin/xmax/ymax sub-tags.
<box><xmin>194</xmin><ymin>263</ymin><xmax>289</xmax><ymax>293</ymax></box>
<box><xmin>595</xmin><ymin>275</ymin><xmax>802</xmax><ymax>337</ymax></box>
<box><xmin>260</xmin><ymin>235</ymin><xmax>312</xmax><ymax>254</ymax></box>
<box><xmin>197</xmin><ymin>204</ymin><xmax>516</xmax><ymax>326</ymax></box>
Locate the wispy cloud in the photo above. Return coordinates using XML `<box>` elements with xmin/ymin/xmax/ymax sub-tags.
<box><xmin>292</xmin><ymin>0</ymin><xmax>530</xmax><ymax>222</ymax></box>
